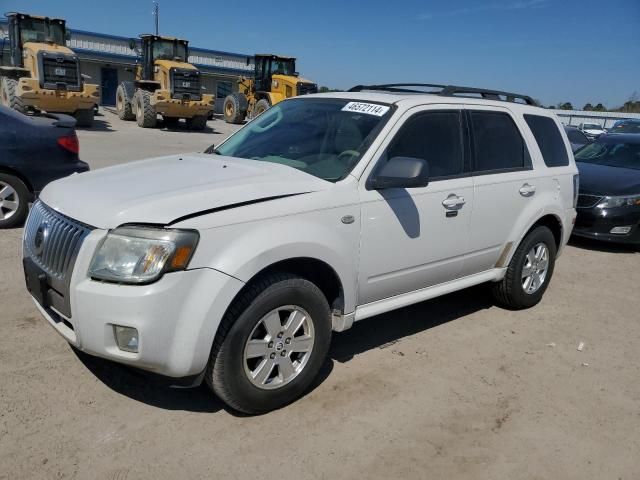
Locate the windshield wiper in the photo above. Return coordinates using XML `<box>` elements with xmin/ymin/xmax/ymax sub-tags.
<box><xmin>204</xmin><ymin>145</ymin><xmax>221</xmax><ymax>155</ymax></box>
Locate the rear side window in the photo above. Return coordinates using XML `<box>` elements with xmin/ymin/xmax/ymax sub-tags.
<box><xmin>524</xmin><ymin>115</ymin><xmax>570</xmax><ymax>167</ymax></box>
<box><xmin>385</xmin><ymin>111</ymin><xmax>464</xmax><ymax>179</ymax></box>
<box><xmin>470</xmin><ymin>111</ymin><xmax>530</xmax><ymax>172</ymax></box>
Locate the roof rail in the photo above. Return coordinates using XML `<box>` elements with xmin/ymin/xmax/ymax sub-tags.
<box><xmin>348</xmin><ymin>83</ymin><xmax>538</xmax><ymax>106</ymax></box>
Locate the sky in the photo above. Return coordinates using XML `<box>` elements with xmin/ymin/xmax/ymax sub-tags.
<box><xmin>1</xmin><ymin>0</ymin><xmax>639</xmax><ymax>109</ymax></box>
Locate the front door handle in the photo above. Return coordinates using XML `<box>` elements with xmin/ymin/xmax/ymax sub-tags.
<box><xmin>442</xmin><ymin>194</ymin><xmax>466</xmax><ymax>209</ymax></box>
<box><xmin>519</xmin><ymin>183</ymin><xmax>536</xmax><ymax>197</ymax></box>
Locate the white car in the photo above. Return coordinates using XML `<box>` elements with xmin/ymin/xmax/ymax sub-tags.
<box><xmin>23</xmin><ymin>84</ymin><xmax>579</xmax><ymax>413</ymax></box>
<box><xmin>578</xmin><ymin>122</ymin><xmax>607</xmax><ymax>140</ymax></box>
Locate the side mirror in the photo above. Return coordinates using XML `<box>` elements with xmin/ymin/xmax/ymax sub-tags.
<box><xmin>368</xmin><ymin>156</ymin><xmax>430</xmax><ymax>190</ymax></box>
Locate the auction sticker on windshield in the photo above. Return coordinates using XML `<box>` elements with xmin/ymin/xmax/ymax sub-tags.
<box><xmin>341</xmin><ymin>102</ymin><xmax>390</xmax><ymax>116</ymax></box>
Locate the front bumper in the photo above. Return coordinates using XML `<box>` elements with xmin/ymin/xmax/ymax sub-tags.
<box><xmin>24</xmin><ymin>227</ymin><xmax>244</xmax><ymax>379</ymax></box>
<box><xmin>573</xmin><ymin>205</ymin><xmax>640</xmax><ymax>244</ymax></box>
<box><xmin>151</xmin><ymin>90</ymin><xmax>215</xmax><ymax>118</ymax></box>
<box><xmin>18</xmin><ymin>78</ymin><xmax>100</xmax><ymax>113</ymax></box>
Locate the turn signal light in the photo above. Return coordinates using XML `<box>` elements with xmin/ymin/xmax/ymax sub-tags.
<box><xmin>57</xmin><ymin>134</ymin><xmax>79</xmax><ymax>154</ymax></box>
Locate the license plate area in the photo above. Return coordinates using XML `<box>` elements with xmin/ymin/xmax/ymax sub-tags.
<box><xmin>23</xmin><ymin>257</ymin><xmax>48</xmax><ymax>308</ymax></box>
<box><xmin>55</xmin><ymin>67</ymin><xmax>66</xmax><ymax>76</ymax></box>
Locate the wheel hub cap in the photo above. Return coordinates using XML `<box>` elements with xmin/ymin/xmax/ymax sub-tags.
<box><xmin>521</xmin><ymin>242</ymin><xmax>549</xmax><ymax>294</ymax></box>
<box><xmin>243</xmin><ymin>306</ymin><xmax>315</xmax><ymax>390</ymax></box>
<box><xmin>0</xmin><ymin>181</ymin><xmax>19</xmax><ymax>221</ymax></box>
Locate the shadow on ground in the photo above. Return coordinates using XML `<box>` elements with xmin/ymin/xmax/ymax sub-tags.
<box><xmin>74</xmin><ymin>285</ymin><xmax>493</xmax><ymax>414</ymax></box>
<box><xmin>569</xmin><ymin>235</ymin><xmax>638</xmax><ymax>254</ymax></box>
<box><xmin>76</xmin><ymin>117</ymin><xmax>115</xmax><ymax>132</ymax></box>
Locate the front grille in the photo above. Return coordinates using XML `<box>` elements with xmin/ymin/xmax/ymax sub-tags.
<box><xmin>40</xmin><ymin>52</ymin><xmax>81</xmax><ymax>91</ymax></box>
<box><xmin>23</xmin><ymin>201</ymin><xmax>93</xmax><ymax>317</ymax></box>
<box><xmin>297</xmin><ymin>82</ymin><xmax>318</xmax><ymax>96</ymax></box>
<box><xmin>577</xmin><ymin>194</ymin><xmax>603</xmax><ymax>209</ymax></box>
<box><xmin>171</xmin><ymin>69</ymin><xmax>202</xmax><ymax>101</ymax></box>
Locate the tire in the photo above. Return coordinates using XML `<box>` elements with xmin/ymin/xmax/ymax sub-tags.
<box><xmin>162</xmin><ymin>116</ymin><xmax>180</xmax><ymax>128</ymax></box>
<box><xmin>0</xmin><ymin>77</ymin><xmax>26</xmax><ymax>114</ymax></box>
<box><xmin>0</xmin><ymin>173</ymin><xmax>30</xmax><ymax>229</ymax></box>
<box><xmin>186</xmin><ymin>115</ymin><xmax>207</xmax><ymax>130</ymax></box>
<box><xmin>253</xmin><ymin>98</ymin><xmax>271</xmax><ymax>118</ymax></box>
<box><xmin>116</xmin><ymin>84</ymin><xmax>134</xmax><ymax>120</ymax></box>
<box><xmin>492</xmin><ymin>226</ymin><xmax>557</xmax><ymax>309</ymax></box>
<box><xmin>74</xmin><ymin>108</ymin><xmax>94</xmax><ymax>128</ymax></box>
<box><xmin>133</xmin><ymin>89</ymin><xmax>157</xmax><ymax>128</ymax></box>
<box><xmin>206</xmin><ymin>272</ymin><xmax>332</xmax><ymax>414</ymax></box>
<box><xmin>223</xmin><ymin>92</ymin><xmax>248</xmax><ymax>124</ymax></box>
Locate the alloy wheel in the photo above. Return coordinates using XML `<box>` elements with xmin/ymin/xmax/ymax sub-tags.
<box><xmin>521</xmin><ymin>242</ymin><xmax>549</xmax><ymax>294</ymax></box>
<box><xmin>0</xmin><ymin>181</ymin><xmax>19</xmax><ymax>221</ymax></box>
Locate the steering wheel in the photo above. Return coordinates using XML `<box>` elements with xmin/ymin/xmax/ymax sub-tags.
<box><xmin>337</xmin><ymin>150</ymin><xmax>361</xmax><ymax>166</ymax></box>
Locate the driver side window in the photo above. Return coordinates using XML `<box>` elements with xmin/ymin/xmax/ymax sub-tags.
<box><xmin>385</xmin><ymin>110</ymin><xmax>465</xmax><ymax>179</ymax></box>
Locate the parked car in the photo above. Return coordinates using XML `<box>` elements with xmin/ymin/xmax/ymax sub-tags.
<box><xmin>578</xmin><ymin>122</ymin><xmax>607</xmax><ymax>140</ymax></box>
<box><xmin>564</xmin><ymin>125</ymin><xmax>591</xmax><ymax>152</ymax></box>
<box><xmin>23</xmin><ymin>84</ymin><xmax>578</xmax><ymax>413</ymax></box>
<box><xmin>608</xmin><ymin>119</ymin><xmax>640</xmax><ymax>134</ymax></box>
<box><xmin>573</xmin><ymin>134</ymin><xmax>640</xmax><ymax>244</ymax></box>
<box><xmin>0</xmin><ymin>106</ymin><xmax>89</xmax><ymax>228</ymax></box>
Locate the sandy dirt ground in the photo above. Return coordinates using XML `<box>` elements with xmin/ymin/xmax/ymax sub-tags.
<box><xmin>1</xmin><ymin>110</ymin><xmax>639</xmax><ymax>480</ymax></box>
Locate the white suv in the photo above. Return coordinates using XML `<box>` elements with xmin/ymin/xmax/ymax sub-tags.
<box><xmin>23</xmin><ymin>84</ymin><xmax>578</xmax><ymax>413</ymax></box>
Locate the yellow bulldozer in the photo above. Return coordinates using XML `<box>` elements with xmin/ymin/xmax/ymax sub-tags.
<box><xmin>223</xmin><ymin>54</ymin><xmax>317</xmax><ymax>124</ymax></box>
<box><xmin>0</xmin><ymin>12</ymin><xmax>100</xmax><ymax>127</ymax></box>
<box><xmin>116</xmin><ymin>34</ymin><xmax>214</xmax><ymax>129</ymax></box>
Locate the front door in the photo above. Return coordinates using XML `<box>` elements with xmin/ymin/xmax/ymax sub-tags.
<box><xmin>100</xmin><ymin>68</ymin><xmax>118</xmax><ymax>106</ymax></box>
<box><xmin>357</xmin><ymin>106</ymin><xmax>474</xmax><ymax>305</ymax></box>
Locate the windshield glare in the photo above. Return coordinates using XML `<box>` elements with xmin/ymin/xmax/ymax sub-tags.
<box><xmin>20</xmin><ymin>18</ymin><xmax>65</xmax><ymax>45</ymax></box>
<box><xmin>214</xmin><ymin>99</ymin><xmax>392</xmax><ymax>182</ymax></box>
<box><xmin>575</xmin><ymin>141</ymin><xmax>640</xmax><ymax>170</ymax></box>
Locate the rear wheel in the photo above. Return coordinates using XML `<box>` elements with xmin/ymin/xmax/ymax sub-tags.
<box><xmin>206</xmin><ymin>272</ymin><xmax>332</xmax><ymax>414</ymax></box>
<box><xmin>133</xmin><ymin>89</ymin><xmax>157</xmax><ymax>128</ymax></box>
<box><xmin>74</xmin><ymin>108</ymin><xmax>94</xmax><ymax>128</ymax></box>
<box><xmin>0</xmin><ymin>173</ymin><xmax>30</xmax><ymax>229</ymax></box>
<box><xmin>186</xmin><ymin>115</ymin><xmax>207</xmax><ymax>130</ymax></box>
<box><xmin>492</xmin><ymin>226</ymin><xmax>557</xmax><ymax>309</ymax></box>
<box><xmin>253</xmin><ymin>98</ymin><xmax>271</xmax><ymax>118</ymax></box>
<box><xmin>0</xmin><ymin>77</ymin><xmax>26</xmax><ymax>114</ymax></box>
<box><xmin>162</xmin><ymin>116</ymin><xmax>180</xmax><ymax>128</ymax></box>
<box><xmin>223</xmin><ymin>92</ymin><xmax>248</xmax><ymax>124</ymax></box>
<box><xmin>116</xmin><ymin>84</ymin><xmax>134</xmax><ymax>120</ymax></box>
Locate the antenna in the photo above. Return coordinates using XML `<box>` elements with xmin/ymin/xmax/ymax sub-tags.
<box><xmin>153</xmin><ymin>1</ymin><xmax>159</xmax><ymax>35</ymax></box>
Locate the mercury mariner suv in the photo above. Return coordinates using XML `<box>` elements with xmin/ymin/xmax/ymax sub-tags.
<box><xmin>23</xmin><ymin>84</ymin><xmax>579</xmax><ymax>414</ymax></box>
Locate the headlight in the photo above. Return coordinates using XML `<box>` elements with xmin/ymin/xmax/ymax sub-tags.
<box><xmin>89</xmin><ymin>227</ymin><xmax>199</xmax><ymax>284</ymax></box>
<box><xmin>596</xmin><ymin>195</ymin><xmax>640</xmax><ymax>209</ymax></box>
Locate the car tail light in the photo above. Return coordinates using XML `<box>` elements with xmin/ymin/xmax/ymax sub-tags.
<box><xmin>572</xmin><ymin>174</ymin><xmax>579</xmax><ymax>208</ymax></box>
<box><xmin>57</xmin><ymin>133</ymin><xmax>79</xmax><ymax>154</ymax></box>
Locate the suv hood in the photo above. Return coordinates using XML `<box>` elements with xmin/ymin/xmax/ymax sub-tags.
<box><xmin>40</xmin><ymin>154</ymin><xmax>331</xmax><ymax>229</ymax></box>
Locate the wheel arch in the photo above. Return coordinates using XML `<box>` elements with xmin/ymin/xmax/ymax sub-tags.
<box><xmin>0</xmin><ymin>166</ymin><xmax>33</xmax><ymax>194</ymax></box>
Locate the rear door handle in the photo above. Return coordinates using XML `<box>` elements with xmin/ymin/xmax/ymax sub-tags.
<box><xmin>442</xmin><ymin>194</ymin><xmax>466</xmax><ymax>209</ymax></box>
<box><xmin>519</xmin><ymin>183</ymin><xmax>536</xmax><ymax>197</ymax></box>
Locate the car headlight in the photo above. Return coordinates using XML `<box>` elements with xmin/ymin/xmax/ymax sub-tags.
<box><xmin>89</xmin><ymin>226</ymin><xmax>199</xmax><ymax>284</ymax></box>
<box><xmin>596</xmin><ymin>194</ymin><xmax>640</xmax><ymax>209</ymax></box>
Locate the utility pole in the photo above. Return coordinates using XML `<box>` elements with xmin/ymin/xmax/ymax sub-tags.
<box><xmin>153</xmin><ymin>1</ymin><xmax>159</xmax><ymax>35</ymax></box>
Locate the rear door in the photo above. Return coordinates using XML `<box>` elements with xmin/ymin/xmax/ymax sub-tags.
<box><xmin>462</xmin><ymin>106</ymin><xmax>539</xmax><ymax>275</ymax></box>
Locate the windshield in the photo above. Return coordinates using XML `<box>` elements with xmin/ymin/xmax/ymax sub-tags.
<box><xmin>152</xmin><ymin>40</ymin><xmax>187</xmax><ymax>61</ymax></box>
<box><xmin>214</xmin><ymin>98</ymin><xmax>393</xmax><ymax>182</ymax></box>
<box><xmin>582</xmin><ymin>124</ymin><xmax>602</xmax><ymax>130</ymax></box>
<box><xmin>19</xmin><ymin>18</ymin><xmax>66</xmax><ymax>45</ymax></box>
<box><xmin>575</xmin><ymin>141</ymin><xmax>640</xmax><ymax>170</ymax></box>
<box><xmin>271</xmin><ymin>58</ymin><xmax>295</xmax><ymax>76</ymax></box>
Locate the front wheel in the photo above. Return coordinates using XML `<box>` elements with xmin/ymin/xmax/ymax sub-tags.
<box><xmin>492</xmin><ymin>226</ymin><xmax>557</xmax><ymax>309</ymax></box>
<box><xmin>0</xmin><ymin>173</ymin><xmax>30</xmax><ymax>229</ymax></box>
<box><xmin>206</xmin><ymin>273</ymin><xmax>332</xmax><ymax>414</ymax></box>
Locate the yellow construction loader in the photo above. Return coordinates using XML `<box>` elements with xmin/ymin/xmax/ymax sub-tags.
<box><xmin>116</xmin><ymin>34</ymin><xmax>214</xmax><ymax>129</ymax></box>
<box><xmin>0</xmin><ymin>12</ymin><xmax>100</xmax><ymax>127</ymax></box>
<box><xmin>223</xmin><ymin>54</ymin><xmax>317</xmax><ymax>124</ymax></box>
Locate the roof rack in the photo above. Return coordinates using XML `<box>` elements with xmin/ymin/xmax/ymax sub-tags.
<box><xmin>348</xmin><ymin>83</ymin><xmax>538</xmax><ymax>106</ymax></box>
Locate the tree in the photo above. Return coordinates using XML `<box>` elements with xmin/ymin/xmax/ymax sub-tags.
<box><xmin>583</xmin><ymin>103</ymin><xmax>593</xmax><ymax>111</ymax></box>
<box><xmin>318</xmin><ymin>86</ymin><xmax>342</xmax><ymax>93</ymax></box>
<box><xmin>593</xmin><ymin>103</ymin><xmax>606</xmax><ymax>112</ymax></box>
<box><xmin>557</xmin><ymin>102</ymin><xmax>573</xmax><ymax>110</ymax></box>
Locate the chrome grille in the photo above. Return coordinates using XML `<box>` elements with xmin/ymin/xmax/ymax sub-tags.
<box><xmin>23</xmin><ymin>201</ymin><xmax>93</xmax><ymax>317</ymax></box>
<box><xmin>577</xmin><ymin>194</ymin><xmax>603</xmax><ymax>209</ymax></box>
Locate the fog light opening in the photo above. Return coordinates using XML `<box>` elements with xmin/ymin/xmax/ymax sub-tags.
<box><xmin>113</xmin><ymin>325</ymin><xmax>139</xmax><ymax>353</ymax></box>
<box><xmin>610</xmin><ymin>226</ymin><xmax>632</xmax><ymax>235</ymax></box>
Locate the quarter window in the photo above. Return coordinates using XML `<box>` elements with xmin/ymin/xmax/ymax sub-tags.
<box><xmin>470</xmin><ymin>111</ymin><xmax>530</xmax><ymax>172</ymax></box>
<box><xmin>385</xmin><ymin>111</ymin><xmax>464</xmax><ymax>179</ymax></box>
<box><xmin>524</xmin><ymin>115</ymin><xmax>570</xmax><ymax>167</ymax></box>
